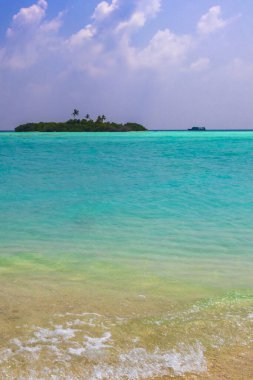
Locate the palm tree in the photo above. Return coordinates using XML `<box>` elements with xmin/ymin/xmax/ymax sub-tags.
<box><xmin>85</xmin><ymin>114</ymin><xmax>90</xmax><ymax>120</ymax></box>
<box><xmin>96</xmin><ymin>115</ymin><xmax>102</xmax><ymax>123</ymax></box>
<box><xmin>72</xmin><ymin>109</ymin><xmax>79</xmax><ymax>119</ymax></box>
<box><xmin>101</xmin><ymin>115</ymin><xmax>106</xmax><ymax>123</ymax></box>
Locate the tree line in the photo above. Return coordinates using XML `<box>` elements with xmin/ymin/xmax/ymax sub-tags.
<box><xmin>72</xmin><ymin>109</ymin><xmax>106</xmax><ymax>123</ymax></box>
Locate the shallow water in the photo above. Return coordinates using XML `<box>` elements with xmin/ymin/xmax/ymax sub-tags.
<box><xmin>0</xmin><ymin>131</ymin><xmax>252</xmax><ymax>379</ymax></box>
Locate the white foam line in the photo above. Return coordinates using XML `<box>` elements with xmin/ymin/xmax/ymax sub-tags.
<box><xmin>59</xmin><ymin>312</ymin><xmax>103</xmax><ymax>318</ymax></box>
<box><xmin>90</xmin><ymin>342</ymin><xmax>207</xmax><ymax>379</ymax></box>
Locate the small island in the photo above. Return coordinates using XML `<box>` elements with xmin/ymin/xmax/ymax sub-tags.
<box><xmin>15</xmin><ymin>110</ymin><xmax>147</xmax><ymax>133</ymax></box>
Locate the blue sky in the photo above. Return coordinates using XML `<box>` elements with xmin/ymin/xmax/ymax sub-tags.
<box><xmin>0</xmin><ymin>0</ymin><xmax>253</xmax><ymax>130</ymax></box>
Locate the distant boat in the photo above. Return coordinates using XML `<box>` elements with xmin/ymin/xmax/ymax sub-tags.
<box><xmin>188</xmin><ymin>126</ymin><xmax>206</xmax><ymax>131</ymax></box>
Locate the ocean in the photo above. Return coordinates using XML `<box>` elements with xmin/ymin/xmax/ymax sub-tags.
<box><xmin>0</xmin><ymin>131</ymin><xmax>252</xmax><ymax>379</ymax></box>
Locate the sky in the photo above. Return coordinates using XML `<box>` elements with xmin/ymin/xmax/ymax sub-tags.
<box><xmin>0</xmin><ymin>0</ymin><xmax>253</xmax><ymax>130</ymax></box>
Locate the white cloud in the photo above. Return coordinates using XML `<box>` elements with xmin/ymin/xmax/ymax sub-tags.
<box><xmin>60</xmin><ymin>0</ymin><xmax>163</xmax><ymax>76</ymax></box>
<box><xmin>190</xmin><ymin>57</ymin><xmax>210</xmax><ymax>71</ymax></box>
<box><xmin>1</xmin><ymin>0</ymin><xmax>62</xmax><ymax>69</ymax></box>
<box><xmin>92</xmin><ymin>0</ymin><xmax>119</xmax><ymax>21</ymax></box>
<box><xmin>116</xmin><ymin>0</ymin><xmax>161</xmax><ymax>33</ymax></box>
<box><xmin>134</xmin><ymin>29</ymin><xmax>192</xmax><ymax>69</ymax></box>
<box><xmin>138</xmin><ymin>0</ymin><xmax>161</xmax><ymax>17</ymax></box>
<box><xmin>116</xmin><ymin>11</ymin><xmax>146</xmax><ymax>32</ymax></box>
<box><xmin>40</xmin><ymin>12</ymin><xmax>63</xmax><ymax>33</ymax></box>
<box><xmin>11</xmin><ymin>0</ymin><xmax>47</xmax><ymax>27</ymax></box>
<box><xmin>114</xmin><ymin>0</ymin><xmax>188</xmax><ymax>72</ymax></box>
<box><xmin>67</xmin><ymin>25</ymin><xmax>96</xmax><ymax>47</ymax></box>
<box><xmin>197</xmin><ymin>6</ymin><xmax>228</xmax><ymax>35</ymax></box>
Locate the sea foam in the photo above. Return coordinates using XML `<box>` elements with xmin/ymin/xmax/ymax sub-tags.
<box><xmin>90</xmin><ymin>343</ymin><xmax>207</xmax><ymax>379</ymax></box>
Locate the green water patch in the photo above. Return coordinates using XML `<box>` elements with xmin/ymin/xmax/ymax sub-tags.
<box><xmin>0</xmin><ymin>249</ymin><xmax>252</xmax><ymax>309</ymax></box>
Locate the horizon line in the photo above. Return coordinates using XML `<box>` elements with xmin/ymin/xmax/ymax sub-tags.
<box><xmin>1</xmin><ymin>129</ymin><xmax>253</xmax><ymax>132</ymax></box>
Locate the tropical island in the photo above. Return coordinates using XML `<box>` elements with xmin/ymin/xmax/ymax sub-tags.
<box><xmin>15</xmin><ymin>109</ymin><xmax>147</xmax><ymax>132</ymax></box>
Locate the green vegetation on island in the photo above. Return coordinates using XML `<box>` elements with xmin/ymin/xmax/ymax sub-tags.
<box><xmin>15</xmin><ymin>110</ymin><xmax>147</xmax><ymax>132</ymax></box>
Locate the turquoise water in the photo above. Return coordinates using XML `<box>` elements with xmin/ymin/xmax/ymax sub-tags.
<box><xmin>0</xmin><ymin>132</ymin><xmax>253</xmax><ymax>379</ymax></box>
